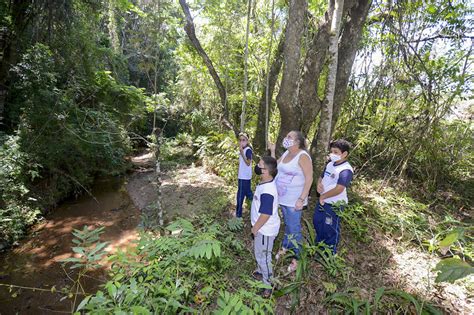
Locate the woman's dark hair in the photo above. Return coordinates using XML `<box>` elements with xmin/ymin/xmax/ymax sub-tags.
<box><xmin>292</xmin><ymin>131</ymin><xmax>307</xmax><ymax>150</ymax></box>
<box><xmin>330</xmin><ymin>139</ymin><xmax>352</xmax><ymax>153</ymax></box>
<box><xmin>262</xmin><ymin>156</ymin><xmax>278</xmax><ymax>178</ymax></box>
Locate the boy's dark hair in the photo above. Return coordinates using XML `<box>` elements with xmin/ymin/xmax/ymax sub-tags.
<box><xmin>330</xmin><ymin>139</ymin><xmax>352</xmax><ymax>153</ymax></box>
<box><xmin>262</xmin><ymin>156</ymin><xmax>278</xmax><ymax>178</ymax></box>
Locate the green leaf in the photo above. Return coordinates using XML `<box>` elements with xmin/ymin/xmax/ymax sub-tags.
<box><xmin>434</xmin><ymin>258</ymin><xmax>474</xmax><ymax>283</ymax></box>
<box><xmin>130</xmin><ymin>305</ymin><xmax>151</xmax><ymax>314</ymax></box>
<box><xmin>322</xmin><ymin>281</ymin><xmax>337</xmax><ymax>293</ymax></box>
<box><xmin>439</xmin><ymin>229</ymin><xmax>464</xmax><ymax>248</ymax></box>
<box><xmin>72</xmin><ymin>247</ymin><xmax>85</xmax><ymax>255</ymax></box>
<box><xmin>107</xmin><ymin>283</ymin><xmax>118</xmax><ymax>299</ymax></box>
<box><xmin>385</xmin><ymin>290</ymin><xmax>421</xmax><ymax>314</ymax></box>
<box><xmin>75</xmin><ymin>295</ymin><xmax>91</xmax><ymax>311</ymax></box>
<box><xmin>274</xmin><ymin>282</ymin><xmax>303</xmax><ymax>298</ymax></box>
<box><xmin>374</xmin><ymin>287</ymin><xmax>385</xmax><ymax>308</ymax></box>
<box><xmin>427</xmin><ymin>5</ymin><xmax>437</xmax><ymax>14</ymax></box>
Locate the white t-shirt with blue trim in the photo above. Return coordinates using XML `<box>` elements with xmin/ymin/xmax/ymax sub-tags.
<box><xmin>238</xmin><ymin>147</ymin><xmax>253</xmax><ymax>180</ymax></box>
<box><xmin>251</xmin><ymin>180</ymin><xmax>280</xmax><ymax>237</ymax></box>
<box><xmin>321</xmin><ymin>161</ymin><xmax>353</xmax><ymax>204</ymax></box>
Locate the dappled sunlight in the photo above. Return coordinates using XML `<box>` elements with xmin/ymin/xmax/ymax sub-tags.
<box><xmin>380</xmin><ymin>238</ymin><xmax>473</xmax><ymax>313</ymax></box>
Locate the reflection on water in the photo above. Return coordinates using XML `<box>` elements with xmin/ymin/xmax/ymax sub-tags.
<box><xmin>0</xmin><ymin>176</ymin><xmax>140</xmax><ymax>314</ymax></box>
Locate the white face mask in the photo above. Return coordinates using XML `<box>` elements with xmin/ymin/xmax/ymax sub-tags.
<box><xmin>329</xmin><ymin>153</ymin><xmax>342</xmax><ymax>162</ymax></box>
<box><xmin>282</xmin><ymin>137</ymin><xmax>295</xmax><ymax>149</ymax></box>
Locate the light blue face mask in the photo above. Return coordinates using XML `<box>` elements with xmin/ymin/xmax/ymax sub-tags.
<box><xmin>329</xmin><ymin>153</ymin><xmax>342</xmax><ymax>162</ymax></box>
<box><xmin>282</xmin><ymin>137</ymin><xmax>295</xmax><ymax>149</ymax></box>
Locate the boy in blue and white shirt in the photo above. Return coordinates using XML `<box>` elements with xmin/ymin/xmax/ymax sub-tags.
<box><xmin>251</xmin><ymin>156</ymin><xmax>280</xmax><ymax>298</ymax></box>
<box><xmin>313</xmin><ymin>139</ymin><xmax>354</xmax><ymax>254</ymax></box>
<box><xmin>236</xmin><ymin>132</ymin><xmax>253</xmax><ymax>218</ymax></box>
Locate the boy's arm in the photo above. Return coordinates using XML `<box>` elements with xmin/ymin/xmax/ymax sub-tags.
<box><xmin>240</xmin><ymin>148</ymin><xmax>252</xmax><ymax>166</ymax></box>
<box><xmin>251</xmin><ymin>193</ymin><xmax>274</xmax><ymax>235</ymax></box>
<box><xmin>320</xmin><ymin>169</ymin><xmax>353</xmax><ymax>204</ymax></box>
<box><xmin>317</xmin><ymin>177</ymin><xmax>324</xmax><ymax>193</ymax></box>
<box><xmin>251</xmin><ymin>214</ymin><xmax>270</xmax><ymax>235</ymax></box>
<box><xmin>320</xmin><ymin>185</ymin><xmax>345</xmax><ymax>204</ymax></box>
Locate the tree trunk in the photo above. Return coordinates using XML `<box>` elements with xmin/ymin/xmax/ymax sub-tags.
<box><xmin>254</xmin><ymin>32</ymin><xmax>285</xmax><ymax>155</ymax></box>
<box><xmin>311</xmin><ymin>0</ymin><xmax>345</xmax><ymax>178</ymax></box>
<box><xmin>331</xmin><ymin>0</ymin><xmax>372</xmax><ymax>131</ymax></box>
<box><xmin>179</xmin><ymin>0</ymin><xmax>239</xmax><ymax>136</ymax></box>
<box><xmin>240</xmin><ymin>0</ymin><xmax>252</xmax><ymax>132</ymax></box>
<box><xmin>275</xmin><ymin>0</ymin><xmax>307</xmax><ymax>150</ymax></box>
<box><xmin>297</xmin><ymin>4</ymin><xmax>333</xmax><ymax>136</ymax></box>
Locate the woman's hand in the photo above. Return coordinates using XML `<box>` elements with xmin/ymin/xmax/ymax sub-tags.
<box><xmin>319</xmin><ymin>196</ymin><xmax>325</xmax><ymax>205</ymax></box>
<box><xmin>295</xmin><ymin>199</ymin><xmax>304</xmax><ymax>211</ymax></box>
<box><xmin>268</xmin><ymin>143</ymin><xmax>276</xmax><ymax>153</ymax></box>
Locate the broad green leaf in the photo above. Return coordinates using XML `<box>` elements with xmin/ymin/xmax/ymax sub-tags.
<box><xmin>434</xmin><ymin>258</ymin><xmax>474</xmax><ymax>283</ymax></box>
<box><xmin>439</xmin><ymin>229</ymin><xmax>464</xmax><ymax>248</ymax></box>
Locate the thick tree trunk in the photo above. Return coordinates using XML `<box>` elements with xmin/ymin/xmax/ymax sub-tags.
<box><xmin>179</xmin><ymin>0</ymin><xmax>239</xmax><ymax>136</ymax></box>
<box><xmin>312</xmin><ymin>0</ymin><xmax>345</xmax><ymax>178</ymax></box>
<box><xmin>254</xmin><ymin>33</ymin><xmax>285</xmax><ymax>155</ymax></box>
<box><xmin>275</xmin><ymin>0</ymin><xmax>307</xmax><ymax>150</ymax></box>
<box><xmin>297</xmin><ymin>6</ymin><xmax>333</xmax><ymax>136</ymax></box>
<box><xmin>331</xmin><ymin>0</ymin><xmax>372</xmax><ymax>131</ymax></box>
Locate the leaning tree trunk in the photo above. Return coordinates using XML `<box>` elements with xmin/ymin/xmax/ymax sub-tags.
<box><xmin>275</xmin><ymin>0</ymin><xmax>307</xmax><ymax>151</ymax></box>
<box><xmin>312</xmin><ymin>0</ymin><xmax>345</xmax><ymax>178</ymax></box>
<box><xmin>179</xmin><ymin>0</ymin><xmax>238</xmax><ymax>136</ymax></box>
<box><xmin>254</xmin><ymin>32</ymin><xmax>285</xmax><ymax>155</ymax></box>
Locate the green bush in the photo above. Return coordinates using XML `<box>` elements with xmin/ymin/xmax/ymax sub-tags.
<box><xmin>76</xmin><ymin>217</ymin><xmax>273</xmax><ymax>313</ymax></box>
<box><xmin>0</xmin><ymin>134</ymin><xmax>41</xmax><ymax>246</ymax></box>
<box><xmin>195</xmin><ymin>131</ymin><xmax>238</xmax><ymax>183</ymax></box>
<box><xmin>0</xmin><ymin>44</ymin><xmax>149</xmax><ymax>246</ymax></box>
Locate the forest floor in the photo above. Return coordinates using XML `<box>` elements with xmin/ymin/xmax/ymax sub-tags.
<box><xmin>0</xmin><ymin>151</ymin><xmax>472</xmax><ymax>314</ymax></box>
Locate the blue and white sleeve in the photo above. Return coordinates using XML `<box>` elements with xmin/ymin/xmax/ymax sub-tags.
<box><xmin>259</xmin><ymin>194</ymin><xmax>274</xmax><ymax>215</ymax></box>
<box><xmin>245</xmin><ymin>148</ymin><xmax>253</xmax><ymax>160</ymax></box>
<box><xmin>337</xmin><ymin>170</ymin><xmax>353</xmax><ymax>187</ymax></box>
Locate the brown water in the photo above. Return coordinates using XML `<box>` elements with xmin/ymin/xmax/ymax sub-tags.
<box><xmin>0</xmin><ymin>176</ymin><xmax>140</xmax><ymax>314</ymax></box>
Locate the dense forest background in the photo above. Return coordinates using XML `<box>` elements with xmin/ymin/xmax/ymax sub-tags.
<box><xmin>0</xmin><ymin>0</ymin><xmax>472</xmax><ymax>313</ymax></box>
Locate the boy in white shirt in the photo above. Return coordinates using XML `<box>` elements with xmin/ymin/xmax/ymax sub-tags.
<box><xmin>313</xmin><ymin>139</ymin><xmax>354</xmax><ymax>254</ymax></box>
<box><xmin>236</xmin><ymin>132</ymin><xmax>253</xmax><ymax>217</ymax></box>
<box><xmin>251</xmin><ymin>156</ymin><xmax>280</xmax><ymax>298</ymax></box>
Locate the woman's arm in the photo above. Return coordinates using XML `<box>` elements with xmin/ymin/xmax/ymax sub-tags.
<box><xmin>298</xmin><ymin>154</ymin><xmax>313</xmax><ymax>201</ymax></box>
<box><xmin>268</xmin><ymin>143</ymin><xmax>284</xmax><ymax>163</ymax></box>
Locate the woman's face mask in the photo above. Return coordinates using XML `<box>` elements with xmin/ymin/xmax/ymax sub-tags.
<box><xmin>282</xmin><ymin>137</ymin><xmax>295</xmax><ymax>149</ymax></box>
